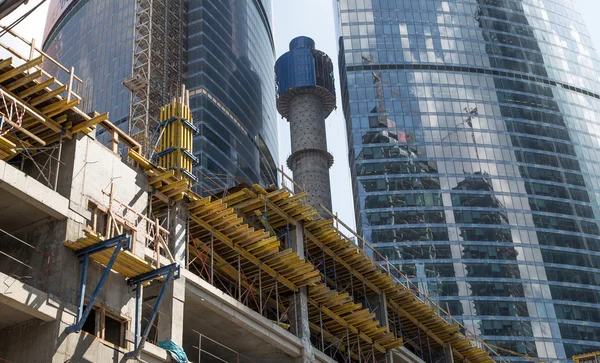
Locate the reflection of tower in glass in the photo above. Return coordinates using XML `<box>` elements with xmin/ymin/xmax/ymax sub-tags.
<box><xmin>336</xmin><ymin>0</ymin><xmax>600</xmax><ymax>357</ymax></box>
<box><xmin>275</xmin><ymin>37</ymin><xmax>336</xmax><ymax>215</ymax></box>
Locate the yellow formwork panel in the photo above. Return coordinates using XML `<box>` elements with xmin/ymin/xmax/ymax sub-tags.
<box><xmin>63</xmin><ymin>230</ymin><xmax>156</xmax><ymax>279</ymax></box>
<box><xmin>221</xmin><ymin>185</ymin><xmax>499</xmax><ymax>363</ymax></box>
<box><xmin>125</xmin><ymin>144</ymin><xmax>498</xmax><ymax>362</ymax></box>
<box><xmin>157</xmin><ymin>99</ymin><xmax>196</xmax><ymax>185</ymax></box>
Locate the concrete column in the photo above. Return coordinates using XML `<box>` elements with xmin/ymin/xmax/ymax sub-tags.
<box><xmin>289</xmin><ymin>221</ymin><xmax>314</xmax><ymax>363</ymax></box>
<box><xmin>156</xmin><ymin>199</ymin><xmax>187</xmax><ymax>345</ymax></box>
<box><xmin>444</xmin><ymin>344</ymin><xmax>454</xmax><ymax>363</ymax></box>
<box><xmin>366</xmin><ymin>291</ymin><xmax>389</xmax><ymax>329</ymax></box>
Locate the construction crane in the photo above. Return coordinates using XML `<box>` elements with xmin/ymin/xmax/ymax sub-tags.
<box><xmin>123</xmin><ymin>0</ymin><xmax>184</xmax><ymax>156</ymax></box>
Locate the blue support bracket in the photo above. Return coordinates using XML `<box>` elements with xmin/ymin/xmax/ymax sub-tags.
<box><xmin>66</xmin><ymin>234</ymin><xmax>131</xmax><ymax>334</ymax></box>
<box><xmin>125</xmin><ymin>263</ymin><xmax>180</xmax><ymax>359</ymax></box>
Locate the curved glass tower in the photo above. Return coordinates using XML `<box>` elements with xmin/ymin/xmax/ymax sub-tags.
<box><xmin>43</xmin><ymin>0</ymin><xmax>278</xmax><ymax>190</ymax></box>
<box><xmin>43</xmin><ymin>0</ymin><xmax>134</xmax><ymax>132</ymax></box>
<box><xmin>187</xmin><ymin>0</ymin><xmax>278</xmax><ymax>191</ymax></box>
<box><xmin>334</xmin><ymin>0</ymin><xmax>600</xmax><ymax>360</ymax></box>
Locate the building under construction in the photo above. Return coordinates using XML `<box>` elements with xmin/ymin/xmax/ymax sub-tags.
<box><xmin>0</xmin><ymin>25</ymin><xmax>508</xmax><ymax>363</ymax></box>
<box><xmin>42</xmin><ymin>0</ymin><xmax>279</xmax><ymax>193</ymax></box>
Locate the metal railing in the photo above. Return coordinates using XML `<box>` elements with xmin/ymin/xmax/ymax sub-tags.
<box><xmin>0</xmin><ymin>227</ymin><xmax>51</xmax><ymax>291</ymax></box>
<box><xmin>277</xmin><ymin>166</ymin><xmax>508</xmax><ymax>362</ymax></box>
<box><xmin>192</xmin><ymin>331</ymin><xmax>257</xmax><ymax>363</ymax></box>
<box><xmin>0</xmin><ymin>25</ymin><xmax>83</xmax><ymax>104</ymax></box>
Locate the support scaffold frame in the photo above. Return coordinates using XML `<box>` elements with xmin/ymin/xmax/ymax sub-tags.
<box><xmin>66</xmin><ymin>234</ymin><xmax>132</xmax><ymax>334</ymax></box>
<box><xmin>126</xmin><ymin>263</ymin><xmax>180</xmax><ymax>359</ymax></box>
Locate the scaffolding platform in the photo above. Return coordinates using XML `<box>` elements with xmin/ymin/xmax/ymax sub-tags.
<box><xmin>0</xmin><ymin>28</ymin><xmax>140</xmax><ymax>164</ymax></box>
<box><xmin>126</xmin><ymin>145</ymin><xmax>502</xmax><ymax>363</ymax></box>
<box><xmin>64</xmin><ymin>230</ymin><xmax>157</xmax><ymax>278</ymax></box>
<box><xmin>223</xmin><ymin>184</ymin><xmax>497</xmax><ymax>363</ymax></box>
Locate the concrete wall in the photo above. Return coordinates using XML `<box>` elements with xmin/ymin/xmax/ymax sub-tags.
<box><xmin>0</xmin><ymin>318</ymin><xmax>167</xmax><ymax>363</ymax></box>
<box><xmin>0</xmin><ymin>133</ymin><xmax>157</xmax><ymax>362</ymax></box>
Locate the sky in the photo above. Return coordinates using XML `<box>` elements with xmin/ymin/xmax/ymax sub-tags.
<box><xmin>3</xmin><ymin>0</ymin><xmax>600</xmax><ymax>232</ymax></box>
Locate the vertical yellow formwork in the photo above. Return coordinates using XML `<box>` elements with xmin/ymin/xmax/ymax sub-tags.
<box><xmin>156</xmin><ymin>99</ymin><xmax>196</xmax><ymax>185</ymax></box>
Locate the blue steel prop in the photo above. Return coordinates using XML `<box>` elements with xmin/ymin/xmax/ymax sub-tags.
<box><xmin>125</xmin><ymin>263</ymin><xmax>180</xmax><ymax>359</ymax></box>
<box><xmin>66</xmin><ymin>234</ymin><xmax>132</xmax><ymax>334</ymax></box>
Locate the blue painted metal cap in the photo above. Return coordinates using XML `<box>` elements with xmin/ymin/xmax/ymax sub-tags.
<box><xmin>289</xmin><ymin>36</ymin><xmax>315</xmax><ymax>50</ymax></box>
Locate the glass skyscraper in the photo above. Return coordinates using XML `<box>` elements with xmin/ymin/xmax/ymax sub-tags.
<box><xmin>43</xmin><ymin>0</ymin><xmax>278</xmax><ymax>190</ymax></box>
<box><xmin>186</xmin><ymin>0</ymin><xmax>278</xmax><ymax>190</ymax></box>
<box><xmin>334</xmin><ymin>0</ymin><xmax>600</xmax><ymax>360</ymax></box>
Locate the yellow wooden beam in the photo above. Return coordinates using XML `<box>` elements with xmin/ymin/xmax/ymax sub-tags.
<box><xmin>71</xmin><ymin>112</ymin><xmax>108</xmax><ymax>134</ymax></box>
<box><xmin>0</xmin><ymin>136</ymin><xmax>16</xmax><ymax>149</ymax></box>
<box><xmin>150</xmin><ymin>170</ymin><xmax>175</xmax><ymax>185</ymax></box>
<box><xmin>128</xmin><ymin>149</ymin><xmax>153</xmax><ymax>169</ymax></box>
<box><xmin>17</xmin><ymin>77</ymin><xmax>54</xmax><ymax>98</ymax></box>
<box><xmin>0</xmin><ymin>56</ymin><xmax>43</xmax><ymax>83</ymax></box>
<box><xmin>29</xmin><ymin>85</ymin><xmax>67</xmax><ymax>107</ymax></box>
<box><xmin>0</xmin><ymin>58</ymin><xmax>13</xmax><ymax>70</ymax></box>
<box><xmin>189</xmin><ymin>214</ymin><xmax>298</xmax><ymax>292</ymax></box>
<box><xmin>6</xmin><ymin>69</ymin><xmax>41</xmax><ymax>91</ymax></box>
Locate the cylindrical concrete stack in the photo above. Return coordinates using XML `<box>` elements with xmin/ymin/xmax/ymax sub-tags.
<box><xmin>275</xmin><ymin>36</ymin><xmax>336</xmax><ymax>217</ymax></box>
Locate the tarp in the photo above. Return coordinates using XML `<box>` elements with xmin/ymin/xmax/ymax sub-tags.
<box><xmin>157</xmin><ymin>340</ymin><xmax>188</xmax><ymax>363</ymax></box>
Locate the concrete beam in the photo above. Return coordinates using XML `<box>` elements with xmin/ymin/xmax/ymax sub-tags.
<box><xmin>444</xmin><ymin>344</ymin><xmax>455</xmax><ymax>363</ymax></box>
<box><xmin>289</xmin><ymin>221</ymin><xmax>315</xmax><ymax>363</ymax></box>
<box><xmin>389</xmin><ymin>346</ymin><xmax>426</xmax><ymax>363</ymax></box>
<box><xmin>0</xmin><ymin>272</ymin><xmax>73</xmax><ymax>323</ymax></box>
<box><xmin>183</xmin><ymin>269</ymin><xmax>304</xmax><ymax>358</ymax></box>
<box><xmin>0</xmin><ymin>160</ymin><xmax>69</xmax><ymax>219</ymax></box>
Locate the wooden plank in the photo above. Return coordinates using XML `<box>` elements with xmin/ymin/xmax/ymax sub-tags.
<box><xmin>150</xmin><ymin>170</ymin><xmax>175</xmax><ymax>185</ymax></box>
<box><xmin>0</xmin><ymin>136</ymin><xmax>16</xmax><ymax>149</ymax></box>
<box><xmin>0</xmin><ymin>58</ymin><xmax>13</xmax><ymax>70</ymax></box>
<box><xmin>128</xmin><ymin>149</ymin><xmax>153</xmax><ymax>169</ymax></box>
<box><xmin>45</xmin><ymin>98</ymin><xmax>79</xmax><ymax>117</ymax></box>
<box><xmin>29</xmin><ymin>85</ymin><xmax>66</xmax><ymax>106</ymax></box>
<box><xmin>99</xmin><ymin>119</ymin><xmax>141</xmax><ymax>152</ymax></box>
<box><xmin>70</xmin><ymin>112</ymin><xmax>108</xmax><ymax>133</ymax></box>
<box><xmin>17</xmin><ymin>77</ymin><xmax>54</xmax><ymax>98</ymax></box>
<box><xmin>5</xmin><ymin>69</ymin><xmax>41</xmax><ymax>91</ymax></box>
<box><xmin>0</xmin><ymin>56</ymin><xmax>43</xmax><ymax>83</ymax></box>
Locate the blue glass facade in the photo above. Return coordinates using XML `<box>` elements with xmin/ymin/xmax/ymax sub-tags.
<box><xmin>43</xmin><ymin>0</ymin><xmax>134</xmax><ymax>136</ymax></box>
<box><xmin>334</xmin><ymin>0</ymin><xmax>600</xmax><ymax>360</ymax></box>
<box><xmin>187</xmin><ymin>0</ymin><xmax>278</xmax><ymax>191</ymax></box>
<box><xmin>43</xmin><ymin>0</ymin><xmax>278</xmax><ymax>190</ymax></box>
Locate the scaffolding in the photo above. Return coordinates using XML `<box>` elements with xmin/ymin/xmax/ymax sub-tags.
<box><xmin>126</xmin><ymin>142</ymin><xmax>505</xmax><ymax>363</ymax></box>
<box><xmin>574</xmin><ymin>352</ymin><xmax>600</xmax><ymax>363</ymax></box>
<box><xmin>0</xmin><ymin>26</ymin><xmax>140</xmax><ymax>186</ymax></box>
<box><xmin>124</xmin><ymin>0</ymin><xmax>185</xmax><ymax>156</ymax></box>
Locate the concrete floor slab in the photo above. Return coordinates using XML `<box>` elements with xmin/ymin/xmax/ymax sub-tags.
<box><xmin>0</xmin><ymin>160</ymin><xmax>69</xmax><ymax>232</ymax></box>
<box><xmin>182</xmin><ymin>270</ymin><xmax>303</xmax><ymax>362</ymax></box>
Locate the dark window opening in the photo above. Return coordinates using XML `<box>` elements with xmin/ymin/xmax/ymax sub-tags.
<box><xmin>82</xmin><ymin>306</ymin><xmax>96</xmax><ymax>336</ymax></box>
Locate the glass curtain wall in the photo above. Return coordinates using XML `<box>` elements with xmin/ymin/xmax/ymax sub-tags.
<box><xmin>43</xmin><ymin>0</ymin><xmax>135</xmax><ymax>136</ymax></box>
<box><xmin>187</xmin><ymin>0</ymin><xmax>278</xmax><ymax>193</ymax></box>
<box><xmin>335</xmin><ymin>0</ymin><xmax>600</xmax><ymax>360</ymax></box>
